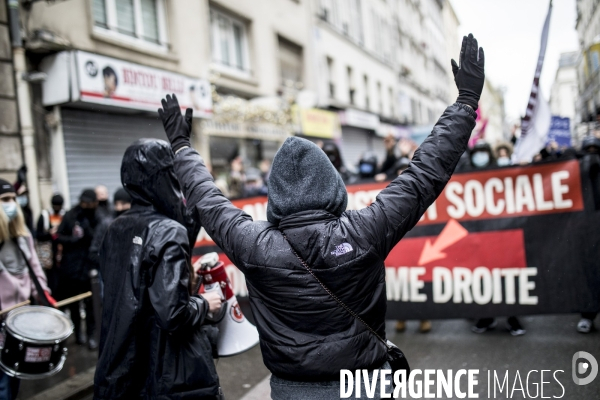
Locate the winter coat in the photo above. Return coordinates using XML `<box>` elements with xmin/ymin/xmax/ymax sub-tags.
<box><xmin>56</xmin><ymin>205</ymin><xmax>98</xmax><ymax>282</ymax></box>
<box><xmin>0</xmin><ymin>233</ymin><xmax>50</xmax><ymax>311</ymax></box>
<box><xmin>174</xmin><ymin>103</ymin><xmax>476</xmax><ymax>381</ymax></box>
<box><xmin>94</xmin><ymin>139</ymin><xmax>220</xmax><ymax>400</ymax></box>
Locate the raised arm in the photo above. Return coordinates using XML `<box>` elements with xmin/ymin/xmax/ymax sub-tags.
<box><xmin>346</xmin><ymin>34</ymin><xmax>484</xmax><ymax>258</ymax></box>
<box><xmin>158</xmin><ymin>95</ymin><xmax>253</xmax><ymax>268</ymax></box>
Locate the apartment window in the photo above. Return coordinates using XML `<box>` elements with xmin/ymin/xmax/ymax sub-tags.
<box><xmin>279</xmin><ymin>37</ymin><xmax>303</xmax><ymax>87</ymax></box>
<box><xmin>210</xmin><ymin>9</ymin><xmax>251</xmax><ymax>73</ymax></box>
<box><xmin>377</xmin><ymin>82</ymin><xmax>382</xmax><ymax>114</ymax></box>
<box><xmin>351</xmin><ymin>0</ymin><xmax>363</xmax><ymax>44</ymax></box>
<box><xmin>92</xmin><ymin>0</ymin><xmax>167</xmax><ymax>47</ymax></box>
<box><xmin>389</xmin><ymin>87</ymin><xmax>394</xmax><ymax>116</ymax></box>
<box><xmin>327</xmin><ymin>57</ymin><xmax>335</xmax><ymax>98</ymax></box>
<box><xmin>347</xmin><ymin>66</ymin><xmax>355</xmax><ymax>105</ymax></box>
<box><xmin>364</xmin><ymin>74</ymin><xmax>370</xmax><ymax>110</ymax></box>
<box><xmin>320</xmin><ymin>0</ymin><xmax>332</xmax><ymax>22</ymax></box>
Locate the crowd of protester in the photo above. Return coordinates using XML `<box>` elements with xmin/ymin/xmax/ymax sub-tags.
<box><xmin>206</xmin><ymin>129</ymin><xmax>600</xmax><ymax>337</ymax></box>
<box><xmin>1</xmin><ymin>176</ymin><xmax>132</xmax><ymax>354</ymax></box>
<box><xmin>0</xmin><ymin>130</ymin><xmax>598</xmax><ymax>361</ymax></box>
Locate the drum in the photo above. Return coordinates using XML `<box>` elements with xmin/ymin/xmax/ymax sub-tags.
<box><xmin>0</xmin><ymin>305</ymin><xmax>73</xmax><ymax>379</ymax></box>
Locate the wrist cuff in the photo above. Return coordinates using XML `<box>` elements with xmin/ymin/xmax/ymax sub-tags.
<box><xmin>455</xmin><ymin>102</ymin><xmax>478</xmax><ymax>119</ymax></box>
<box><xmin>175</xmin><ymin>145</ymin><xmax>190</xmax><ymax>154</ymax></box>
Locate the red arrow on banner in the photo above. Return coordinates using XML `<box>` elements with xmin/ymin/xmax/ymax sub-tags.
<box><xmin>418</xmin><ymin>219</ymin><xmax>469</xmax><ymax>265</ymax></box>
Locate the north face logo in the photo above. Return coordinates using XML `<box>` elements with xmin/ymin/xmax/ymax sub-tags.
<box><xmin>331</xmin><ymin>243</ymin><xmax>353</xmax><ymax>256</ymax></box>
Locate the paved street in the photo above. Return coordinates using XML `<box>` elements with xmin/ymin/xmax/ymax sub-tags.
<box><xmin>16</xmin><ymin>314</ymin><xmax>600</xmax><ymax>399</ymax></box>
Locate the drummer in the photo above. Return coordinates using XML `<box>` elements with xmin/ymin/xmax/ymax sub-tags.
<box><xmin>0</xmin><ymin>179</ymin><xmax>57</xmax><ymax>399</ymax></box>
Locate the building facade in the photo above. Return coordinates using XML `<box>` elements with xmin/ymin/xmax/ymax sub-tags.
<box><xmin>12</xmin><ymin>0</ymin><xmax>483</xmax><ymax>217</ymax></box>
<box><xmin>312</xmin><ymin>0</ymin><xmax>458</xmax><ymax>169</ymax></box>
<box><xmin>551</xmin><ymin>51</ymin><xmax>579</xmax><ymax>142</ymax></box>
<box><xmin>22</xmin><ymin>0</ymin><xmax>318</xmax><ymax>207</ymax></box>
<box><xmin>0</xmin><ymin>0</ymin><xmax>24</xmax><ymax>198</ymax></box>
<box><xmin>478</xmin><ymin>78</ymin><xmax>507</xmax><ymax>146</ymax></box>
<box><xmin>575</xmin><ymin>0</ymin><xmax>600</xmax><ymax>134</ymax></box>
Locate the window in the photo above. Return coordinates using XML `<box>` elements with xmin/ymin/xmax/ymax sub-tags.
<box><xmin>320</xmin><ymin>0</ymin><xmax>332</xmax><ymax>22</ymax></box>
<box><xmin>278</xmin><ymin>37</ymin><xmax>303</xmax><ymax>87</ymax></box>
<box><xmin>210</xmin><ymin>9</ymin><xmax>251</xmax><ymax>74</ymax></box>
<box><xmin>347</xmin><ymin>66</ymin><xmax>354</xmax><ymax>105</ymax></box>
<box><xmin>92</xmin><ymin>0</ymin><xmax>167</xmax><ymax>48</ymax></box>
<box><xmin>389</xmin><ymin>87</ymin><xmax>394</xmax><ymax>116</ymax></box>
<box><xmin>364</xmin><ymin>74</ymin><xmax>370</xmax><ymax>110</ymax></box>
<box><xmin>351</xmin><ymin>0</ymin><xmax>363</xmax><ymax>44</ymax></box>
<box><xmin>377</xmin><ymin>82</ymin><xmax>382</xmax><ymax>114</ymax></box>
<box><xmin>327</xmin><ymin>57</ymin><xmax>335</xmax><ymax>98</ymax></box>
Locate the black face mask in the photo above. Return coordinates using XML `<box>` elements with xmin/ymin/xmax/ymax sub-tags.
<box><xmin>114</xmin><ymin>210</ymin><xmax>126</xmax><ymax>218</ymax></box>
<box><xmin>81</xmin><ymin>208</ymin><xmax>96</xmax><ymax>219</ymax></box>
<box><xmin>98</xmin><ymin>200</ymin><xmax>108</xmax><ymax>208</ymax></box>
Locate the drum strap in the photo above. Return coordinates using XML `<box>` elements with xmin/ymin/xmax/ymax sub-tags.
<box><xmin>12</xmin><ymin>238</ymin><xmax>51</xmax><ymax>307</ymax></box>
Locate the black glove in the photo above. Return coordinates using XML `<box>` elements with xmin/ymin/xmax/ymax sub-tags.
<box><xmin>158</xmin><ymin>94</ymin><xmax>193</xmax><ymax>152</ymax></box>
<box><xmin>451</xmin><ymin>33</ymin><xmax>485</xmax><ymax>110</ymax></box>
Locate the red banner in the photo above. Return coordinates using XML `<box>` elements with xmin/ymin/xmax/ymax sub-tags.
<box><xmin>195</xmin><ymin>160</ymin><xmax>583</xmax><ymax>247</ymax></box>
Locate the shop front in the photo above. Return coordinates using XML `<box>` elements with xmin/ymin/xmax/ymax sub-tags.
<box><xmin>201</xmin><ymin>119</ymin><xmax>289</xmax><ymax>174</ymax></box>
<box><xmin>337</xmin><ymin>108</ymin><xmax>381</xmax><ymax>169</ymax></box>
<box><xmin>40</xmin><ymin>51</ymin><xmax>212</xmax><ymax>206</ymax></box>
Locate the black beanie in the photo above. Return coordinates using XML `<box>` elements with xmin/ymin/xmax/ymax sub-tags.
<box><xmin>113</xmin><ymin>187</ymin><xmax>131</xmax><ymax>203</ymax></box>
<box><xmin>267</xmin><ymin>137</ymin><xmax>348</xmax><ymax>224</ymax></box>
<box><xmin>80</xmin><ymin>188</ymin><xmax>97</xmax><ymax>203</ymax></box>
<box><xmin>51</xmin><ymin>194</ymin><xmax>64</xmax><ymax>206</ymax></box>
<box><xmin>0</xmin><ymin>179</ymin><xmax>15</xmax><ymax>197</ymax></box>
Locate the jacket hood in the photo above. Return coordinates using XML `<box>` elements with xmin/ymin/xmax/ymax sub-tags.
<box><xmin>121</xmin><ymin>139</ymin><xmax>189</xmax><ymax>227</ymax></box>
<box><xmin>267</xmin><ymin>136</ymin><xmax>347</xmax><ymax>224</ymax></box>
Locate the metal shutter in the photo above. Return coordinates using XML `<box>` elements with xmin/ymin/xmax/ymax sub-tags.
<box><xmin>371</xmin><ymin>136</ymin><xmax>386</xmax><ymax>167</ymax></box>
<box><xmin>62</xmin><ymin>108</ymin><xmax>167</xmax><ymax>206</ymax></box>
<box><xmin>339</xmin><ymin>126</ymin><xmax>371</xmax><ymax>170</ymax></box>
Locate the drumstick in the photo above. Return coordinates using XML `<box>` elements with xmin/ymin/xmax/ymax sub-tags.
<box><xmin>54</xmin><ymin>291</ymin><xmax>93</xmax><ymax>308</ymax></box>
<box><xmin>0</xmin><ymin>300</ymin><xmax>31</xmax><ymax>316</ymax></box>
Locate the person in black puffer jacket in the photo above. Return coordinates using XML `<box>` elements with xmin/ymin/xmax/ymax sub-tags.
<box><xmin>160</xmin><ymin>34</ymin><xmax>484</xmax><ymax>399</ymax></box>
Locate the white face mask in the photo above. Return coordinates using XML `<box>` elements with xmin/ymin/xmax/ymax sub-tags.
<box><xmin>471</xmin><ymin>151</ymin><xmax>490</xmax><ymax>168</ymax></box>
<box><xmin>1</xmin><ymin>202</ymin><xmax>17</xmax><ymax>221</ymax></box>
<box><xmin>497</xmin><ymin>156</ymin><xmax>511</xmax><ymax>166</ymax></box>
<box><xmin>16</xmin><ymin>195</ymin><xmax>28</xmax><ymax>208</ymax></box>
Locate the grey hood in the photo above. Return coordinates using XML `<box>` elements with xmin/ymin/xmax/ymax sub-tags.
<box><xmin>266</xmin><ymin>137</ymin><xmax>348</xmax><ymax>224</ymax></box>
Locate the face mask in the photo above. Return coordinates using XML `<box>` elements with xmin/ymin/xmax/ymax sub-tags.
<box><xmin>16</xmin><ymin>195</ymin><xmax>28</xmax><ymax>208</ymax></box>
<box><xmin>2</xmin><ymin>202</ymin><xmax>17</xmax><ymax>221</ymax></box>
<box><xmin>471</xmin><ymin>152</ymin><xmax>490</xmax><ymax>168</ymax></box>
<box><xmin>98</xmin><ymin>200</ymin><xmax>108</xmax><ymax>207</ymax></box>
<box><xmin>497</xmin><ymin>157</ymin><xmax>511</xmax><ymax>166</ymax></box>
<box><xmin>82</xmin><ymin>208</ymin><xmax>96</xmax><ymax>219</ymax></box>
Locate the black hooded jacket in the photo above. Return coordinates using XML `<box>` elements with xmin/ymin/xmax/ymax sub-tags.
<box><xmin>174</xmin><ymin>103</ymin><xmax>476</xmax><ymax>381</ymax></box>
<box><xmin>94</xmin><ymin>139</ymin><xmax>220</xmax><ymax>400</ymax></box>
<box><xmin>56</xmin><ymin>205</ymin><xmax>98</xmax><ymax>282</ymax></box>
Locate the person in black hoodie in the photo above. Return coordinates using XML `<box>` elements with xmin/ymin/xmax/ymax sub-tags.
<box><xmin>160</xmin><ymin>34</ymin><xmax>484</xmax><ymax>398</ymax></box>
<box><xmin>93</xmin><ymin>139</ymin><xmax>224</xmax><ymax>400</ymax></box>
<box><xmin>56</xmin><ymin>189</ymin><xmax>99</xmax><ymax>347</ymax></box>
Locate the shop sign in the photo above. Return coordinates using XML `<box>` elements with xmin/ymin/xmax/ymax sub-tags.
<box><xmin>41</xmin><ymin>51</ymin><xmax>212</xmax><ymax>118</ymax></box>
<box><xmin>202</xmin><ymin>120</ymin><xmax>289</xmax><ymax>140</ymax></box>
<box><xmin>339</xmin><ymin>108</ymin><xmax>380</xmax><ymax>130</ymax></box>
<box><xmin>294</xmin><ymin>106</ymin><xmax>341</xmax><ymax>139</ymax></box>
